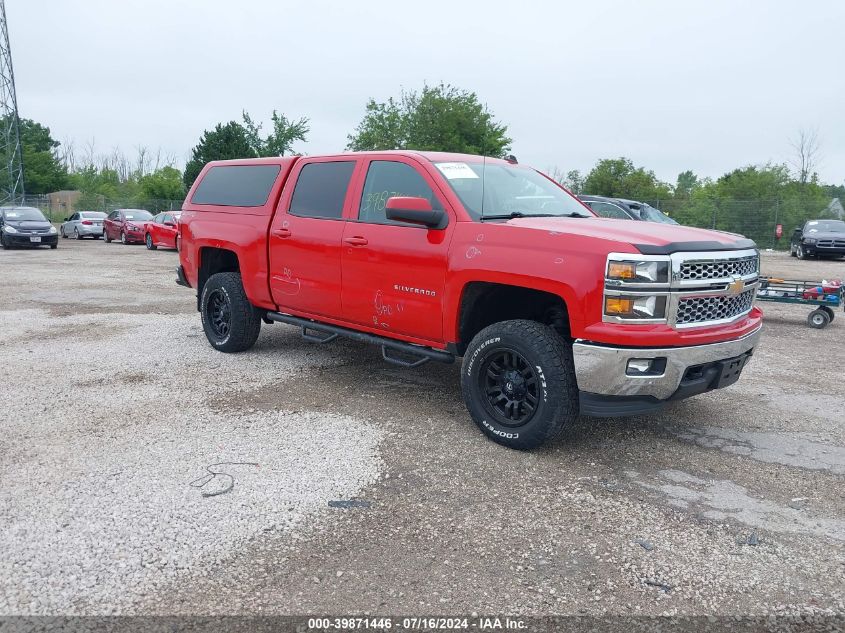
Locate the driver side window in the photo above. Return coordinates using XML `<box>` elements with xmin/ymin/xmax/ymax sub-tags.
<box><xmin>358</xmin><ymin>161</ymin><xmax>441</xmax><ymax>225</ymax></box>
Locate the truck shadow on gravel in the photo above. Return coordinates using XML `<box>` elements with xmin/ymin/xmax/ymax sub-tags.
<box><xmin>215</xmin><ymin>324</ymin><xmax>710</xmax><ymax>450</ymax></box>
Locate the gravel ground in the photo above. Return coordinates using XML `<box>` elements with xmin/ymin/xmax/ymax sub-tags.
<box><xmin>1</xmin><ymin>241</ymin><xmax>843</xmax><ymax>617</ymax></box>
<box><xmin>0</xmin><ymin>240</ymin><xmax>381</xmax><ymax>614</ymax></box>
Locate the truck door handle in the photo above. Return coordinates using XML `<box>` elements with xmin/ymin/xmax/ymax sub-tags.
<box><xmin>273</xmin><ymin>228</ymin><xmax>292</xmax><ymax>238</ymax></box>
<box><xmin>343</xmin><ymin>236</ymin><xmax>368</xmax><ymax>246</ymax></box>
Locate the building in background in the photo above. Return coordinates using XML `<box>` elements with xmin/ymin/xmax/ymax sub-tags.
<box><xmin>47</xmin><ymin>190</ymin><xmax>81</xmax><ymax>218</ymax></box>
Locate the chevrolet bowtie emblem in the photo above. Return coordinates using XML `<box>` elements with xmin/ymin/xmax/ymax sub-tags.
<box><xmin>727</xmin><ymin>276</ymin><xmax>744</xmax><ymax>296</ymax></box>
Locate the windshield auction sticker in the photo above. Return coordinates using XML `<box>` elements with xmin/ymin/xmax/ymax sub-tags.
<box><xmin>435</xmin><ymin>162</ymin><xmax>479</xmax><ymax>179</ymax></box>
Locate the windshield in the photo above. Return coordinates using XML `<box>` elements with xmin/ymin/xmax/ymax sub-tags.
<box><xmin>124</xmin><ymin>210</ymin><xmax>153</xmax><ymax>221</ymax></box>
<box><xmin>583</xmin><ymin>200</ymin><xmax>632</xmax><ymax>220</ymax></box>
<box><xmin>2</xmin><ymin>207</ymin><xmax>47</xmax><ymax>222</ymax></box>
<box><xmin>806</xmin><ymin>220</ymin><xmax>845</xmax><ymax>233</ymax></box>
<box><xmin>80</xmin><ymin>212</ymin><xmax>106</xmax><ymax>219</ymax></box>
<box><xmin>434</xmin><ymin>161</ymin><xmax>593</xmax><ymax>220</ymax></box>
<box><xmin>639</xmin><ymin>204</ymin><xmax>678</xmax><ymax>225</ymax></box>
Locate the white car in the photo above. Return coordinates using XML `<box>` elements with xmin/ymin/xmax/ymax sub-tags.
<box><xmin>60</xmin><ymin>211</ymin><xmax>107</xmax><ymax>239</ymax></box>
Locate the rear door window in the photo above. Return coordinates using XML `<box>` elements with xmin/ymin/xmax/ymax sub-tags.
<box><xmin>191</xmin><ymin>165</ymin><xmax>281</xmax><ymax>207</ymax></box>
<box><xmin>288</xmin><ymin>161</ymin><xmax>356</xmax><ymax>219</ymax></box>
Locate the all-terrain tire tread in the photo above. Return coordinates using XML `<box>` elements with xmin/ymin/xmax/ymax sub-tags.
<box><xmin>200</xmin><ymin>272</ymin><xmax>261</xmax><ymax>353</ymax></box>
<box><xmin>461</xmin><ymin>319</ymin><xmax>579</xmax><ymax>449</ymax></box>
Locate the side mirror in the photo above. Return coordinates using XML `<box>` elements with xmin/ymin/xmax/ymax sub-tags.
<box><xmin>385</xmin><ymin>197</ymin><xmax>445</xmax><ymax>229</ymax></box>
<box><xmin>63</xmin><ymin>217</ymin><xmax>69</xmax><ymax>222</ymax></box>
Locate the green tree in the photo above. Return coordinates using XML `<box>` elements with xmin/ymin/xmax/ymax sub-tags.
<box><xmin>183</xmin><ymin>122</ymin><xmax>254</xmax><ymax>189</ymax></box>
<box><xmin>140</xmin><ymin>166</ymin><xmax>185</xmax><ymax>202</ymax></box>
<box><xmin>583</xmin><ymin>157</ymin><xmax>672</xmax><ymax>201</ymax></box>
<box><xmin>0</xmin><ymin>117</ymin><xmax>69</xmax><ymax>194</ymax></box>
<box><xmin>675</xmin><ymin>170</ymin><xmax>700</xmax><ymax>198</ymax></box>
<box><xmin>347</xmin><ymin>83</ymin><xmax>512</xmax><ymax>157</ymax></box>
<box><xmin>563</xmin><ymin>169</ymin><xmax>584</xmax><ymax>194</ymax></box>
<box><xmin>242</xmin><ymin>110</ymin><xmax>309</xmax><ymax>157</ymax></box>
<box><xmin>822</xmin><ymin>183</ymin><xmax>845</xmax><ymax>200</ymax></box>
<box><xmin>662</xmin><ymin>163</ymin><xmax>831</xmax><ymax>247</ymax></box>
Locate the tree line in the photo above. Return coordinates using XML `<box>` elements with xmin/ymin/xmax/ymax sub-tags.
<box><xmin>3</xmin><ymin>83</ymin><xmax>841</xmax><ymax>246</ymax></box>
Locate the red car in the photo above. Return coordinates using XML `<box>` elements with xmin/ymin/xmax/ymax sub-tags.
<box><xmin>103</xmin><ymin>208</ymin><xmax>154</xmax><ymax>245</ymax></box>
<box><xmin>145</xmin><ymin>211</ymin><xmax>182</xmax><ymax>250</ymax></box>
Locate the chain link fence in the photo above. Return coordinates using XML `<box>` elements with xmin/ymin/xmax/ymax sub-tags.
<box><xmin>649</xmin><ymin>198</ymin><xmax>841</xmax><ymax>250</ymax></box>
<box><xmin>15</xmin><ymin>194</ymin><xmax>185</xmax><ymax>223</ymax></box>
<box><xmin>7</xmin><ymin>192</ymin><xmax>842</xmax><ymax>252</ymax></box>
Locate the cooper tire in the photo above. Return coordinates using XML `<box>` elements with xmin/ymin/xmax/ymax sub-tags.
<box><xmin>104</xmin><ymin>231</ymin><xmax>112</xmax><ymax>243</ymax></box>
<box><xmin>61</xmin><ymin>227</ymin><xmax>67</xmax><ymax>238</ymax></box>
<box><xmin>120</xmin><ymin>231</ymin><xmax>127</xmax><ymax>245</ymax></box>
<box><xmin>200</xmin><ymin>272</ymin><xmax>261</xmax><ymax>353</ymax></box>
<box><xmin>0</xmin><ymin>233</ymin><xmax>9</xmax><ymax>249</ymax></box>
<box><xmin>145</xmin><ymin>233</ymin><xmax>157</xmax><ymax>250</ymax></box>
<box><xmin>75</xmin><ymin>228</ymin><xmax>82</xmax><ymax>240</ymax></box>
<box><xmin>789</xmin><ymin>244</ymin><xmax>796</xmax><ymax>257</ymax></box>
<box><xmin>797</xmin><ymin>245</ymin><xmax>808</xmax><ymax>260</ymax></box>
<box><xmin>461</xmin><ymin>319</ymin><xmax>578</xmax><ymax>450</ymax></box>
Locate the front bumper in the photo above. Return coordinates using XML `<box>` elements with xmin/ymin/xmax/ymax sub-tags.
<box><xmin>573</xmin><ymin>325</ymin><xmax>762</xmax><ymax>416</ymax></box>
<box><xmin>124</xmin><ymin>230</ymin><xmax>144</xmax><ymax>242</ymax></box>
<box><xmin>805</xmin><ymin>245</ymin><xmax>845</xmax><ymax>256</ymax></box>
<box><xmin>4</xmin><ymin>232</ymin><xmax>59</xmax><ymax>246</ymax></box>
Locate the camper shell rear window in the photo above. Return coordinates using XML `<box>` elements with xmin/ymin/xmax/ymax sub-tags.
<box><xmin>191</xmin><ymin>165</ymin><xmax>281</xmax><ymax>207</ymax></box>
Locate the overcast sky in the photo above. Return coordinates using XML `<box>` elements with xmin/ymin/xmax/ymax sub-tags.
<box><xmin>9</xmin><ymin>0</ymin><xmax>845</xmax><ymax>186</ymax></box>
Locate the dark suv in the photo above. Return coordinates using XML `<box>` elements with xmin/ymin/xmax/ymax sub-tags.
<box><xmin>0</xmin><ymin>206</ymin><xmax>59</xmax><ymax>249</ymax></box>
<box><xmin>790</xmin><ymin>219</ymin><xmax>845</xmax><ymax>259</ymax></box>
<box><xmin>578</xmin><ymin>195</ymin><xmax>679</xmax><ymax>224</ymax></box>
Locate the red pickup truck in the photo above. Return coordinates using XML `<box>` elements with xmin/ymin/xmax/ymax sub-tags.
<box><xmin>177</xmin><ymin>152</ymin><xmax>762</xmax><ymax>449</ymax></box>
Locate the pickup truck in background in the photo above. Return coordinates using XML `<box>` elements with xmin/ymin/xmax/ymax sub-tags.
<box><xmin>177</xmin><ymin>152</ymin><xmax>763</xmax><ymax>449</ymax></box>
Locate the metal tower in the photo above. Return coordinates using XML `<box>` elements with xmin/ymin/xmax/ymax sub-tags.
<box><xmin>0</xmin><ymin>0</ymin><xmax>23</xmax><ymax>204</ymax></box>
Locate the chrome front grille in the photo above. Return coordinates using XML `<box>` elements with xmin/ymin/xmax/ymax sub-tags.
<box><xmin>603</xmin><ymin>247</ymin><xmax>760</xmax><ymax>329</ymax></box>
<box><xmin>676</xmin><ymin>289</ymin><xmax>755</xmax><ymax>325</ymax></box>
<box><xmin>679</xmin><ymin>255</ymin><xmax>758</xmax><ymax>281</ymax></box>
<box><xmin>817</xmin><ymin>239</ymin><xmax>845</xmax><ymax>248</ymax></box>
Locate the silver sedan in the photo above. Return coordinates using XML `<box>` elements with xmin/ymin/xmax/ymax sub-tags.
<box><xmin>60</xmin><ymin>211</ymin><xmax>107</xmax><ymax>239</ymax></box>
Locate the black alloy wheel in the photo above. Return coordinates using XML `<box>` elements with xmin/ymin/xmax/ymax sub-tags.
<box><xmin>205</xmin><ymin>289</ymin><xmax>232</xmax><ymax>339</ymax></box>
<box><xmin>479</xmin><ymin>349</ymin><xmax>540</xmax><ymax>426</ymax></box>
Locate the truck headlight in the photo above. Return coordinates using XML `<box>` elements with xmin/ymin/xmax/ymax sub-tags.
<box><xmin>606</xmin><ymin>259</ymin><xmax>669</xmax><ymax>283</ymax></box>
<box><xmin>3</xmin><ymin>225</ymin><xmax>18</xmax><ymax>233</ymax></box>
<box><xmin>605</xmin><ymin>295</ymin><xmax>667</xmax><ymax>319</ymax></box>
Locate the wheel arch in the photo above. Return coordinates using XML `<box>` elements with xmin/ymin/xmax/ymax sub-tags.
<box><xmin>453</xmin><ymin>280</ymin><xmax>576</xmax><ymax>356</ymax></box>
<box><xmin>196</xmin><ymin>246</ymin><xmax>242</xmax><ymax>310</ymax></box>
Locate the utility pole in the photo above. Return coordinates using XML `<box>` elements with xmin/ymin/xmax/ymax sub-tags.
<box><xmin>0</xmin><ymin>0</ymin><xmax>24</xmax><ymax>204</ymax></box>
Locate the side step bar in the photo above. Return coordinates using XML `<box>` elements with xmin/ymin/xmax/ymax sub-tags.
<box><xmin>264</xmin><ymin>312</ymin><xmax>455</xmax><ymax>367</ymax></box>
